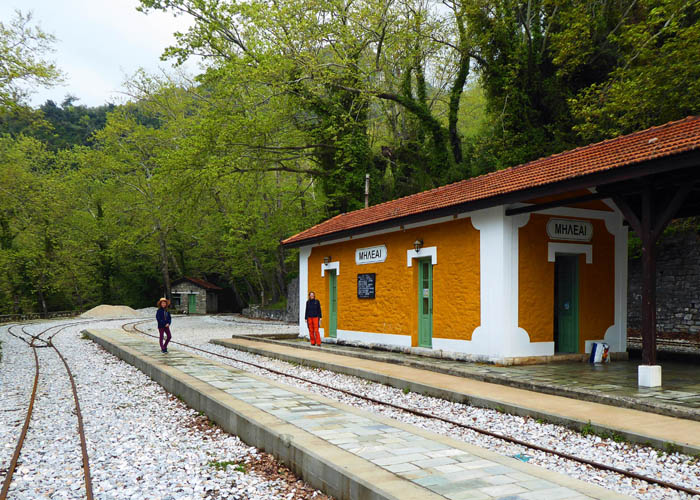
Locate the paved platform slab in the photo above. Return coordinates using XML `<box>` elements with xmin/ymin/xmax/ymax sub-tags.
<box><xmin>86</xmin><ymin>329</ymin><xmax>631</xmax><ymax>500</ymax></box>
<box><xmin>226</xmin><ymin>337</ymin><xmax>700</xmax><ymax>421</ymax></box>
<box><xmin>213</xmin><ymin>337</ymin><xmax>700</xmax><ymax>456</ymax></box>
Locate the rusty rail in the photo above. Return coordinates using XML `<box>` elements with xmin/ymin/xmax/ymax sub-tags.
<box><xmin>1</xmin><ymin>321</ymin><xmax>96</xmax><ymax>500</ymax></box>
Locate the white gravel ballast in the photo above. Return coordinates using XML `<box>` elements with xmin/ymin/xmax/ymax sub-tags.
<box><xmin>0</xmin><ymin>319</ymin><xmax>328</xmax><ymax>500</ymax></box>
<box><xmin>137</xmin><ymin>315</ymin><xmax>700</xmax><ymax>500</ymax></box>
<box><xmin>3</xmin><ymin>314</ymin><xmax>699</xmax><ymax>500</ymax></box>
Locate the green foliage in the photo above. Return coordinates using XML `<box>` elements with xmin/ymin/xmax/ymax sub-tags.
<box><xmin>665</xmin><ymin>442</ymin><xmax>681</xmax><ymax>454</ymax></box>
<box><xmin>0</xmin><ymin>97</ymin><xmax>113</xmax><ymax>151</ymax></box>
<box><xmin>262</xmin><ymin>298</ymin><xmax>287</xmax><ymax>311</ymax></box>
<box><xmin>466</xmin><ymin>0</ymin><xmax>700</xmax><ymax>168</ymax></box>
<box><xmin>581</xmin><ymin>421</ymin><xmax>595</xmax><ymax>436</ymax></box>
<box><xmin>571</xmin><ymin>0</ymin><xmax>700</xmax><ymax>141</ymax></box>
<box><xmin>0</xmin><ymin>10</ymin><xmax>63</xmax><ymax>109</ymax></box>
<box><xmin>207</xmin><ymin>460</ymin><xmax>247</xmax><ymax>473</ymax></box>
<box><xmin>2</xmin><ymin>0</ymin><xmax>699</xmax><ymax>314</ymax></box>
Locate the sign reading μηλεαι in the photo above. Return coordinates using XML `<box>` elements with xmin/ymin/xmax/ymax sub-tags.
<box><xmin>355</xmin><ymin>245</ymin><xmax>387</xmax><ymax>265</ymax></box>
<box><xmin>546</xmin><ymin>218</ymin><xmax>593</xmax><ymax>242</ymax></box>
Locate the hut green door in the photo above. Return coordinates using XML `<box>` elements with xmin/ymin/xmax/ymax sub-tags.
<box><xmin>188</xmin><ymin>294</ymin><xmax>197</xmax><ymax>314</ymax></box>
<box><xmin>328</xmin><ymin>270</ymin><xmax>338</xmax><ymax>338</ymax></box>
<box><xmin>555</xmin><ymin>255</ymin><xmax>579</xmax><ymax>353</ymax></box>
<box><xmin>418</xmin><ymin>258</ymin><xmax>433</xmax><ymax>348</ymax></box>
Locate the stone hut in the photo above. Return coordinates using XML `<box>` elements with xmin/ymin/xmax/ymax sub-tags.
<box><xmin>171</xmin><ymin>277</ymin><xmax>222</xmax><ymax>314</ymax></box>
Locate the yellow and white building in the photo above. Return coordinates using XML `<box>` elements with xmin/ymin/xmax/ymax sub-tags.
<box><xmin>282</xmin><ymin>118</ymin><xmax>700</xmax><ymax>364</ymax></box>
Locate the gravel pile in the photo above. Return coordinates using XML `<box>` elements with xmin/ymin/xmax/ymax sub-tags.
<box><xmin>0</xmin><ymin>320</ymin><xmax>329</xmax><ymax>500</ymax></box>
<box><xmin>142</xmin><ymin>315</ymin><xmax>700</xmax><ymax>500</ymax></box>
<box><xmin>136</xmin><ymin>306</ymin><xmax>159</xmax><ymax>317</ymax></box>
<box><xmin>80</xmin><ymin>305</ymin><xmax>140</xmax><ymax>319</ymax></box>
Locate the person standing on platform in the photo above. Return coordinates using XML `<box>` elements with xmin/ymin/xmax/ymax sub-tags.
<box><xmin>305</xmin><ymin>291</ymin><xmax>322</xmax><ymax>346</ymax></box>
<box><xmin>156</xmin><ymin>297</ymin><xmax>172</xmax><ymax>353</ymax></box>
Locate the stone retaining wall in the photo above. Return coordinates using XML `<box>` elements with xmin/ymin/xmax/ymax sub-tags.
<box><xmin>242</xmin><ymin>277</ymin><xmax>299</xmax><ymax>323</ymax></box>
<box><xmin>241</xmin><ymin>305</ymin><xmax>293</xmax><ymax>322</ymax></box>
<box><xmin>628</xmin><ymin>229</ymin><xmax>700</xmax><ymax>335</ymax></box>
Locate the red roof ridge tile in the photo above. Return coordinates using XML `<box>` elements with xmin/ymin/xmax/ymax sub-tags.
<box><xmin>494</xmin><ymin>115</ymin><xmax>699</xmax><ymax>176</ymax></box>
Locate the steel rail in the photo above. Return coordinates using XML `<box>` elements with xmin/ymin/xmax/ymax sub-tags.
<box><xmin>0</xmin><ymin>327</ymin><xmax>39</xmax><ymax>500</ymax></box>
<box><xmin>0</xmin><ymin>320</ymin><xmax>109</xmax><ymax>500</ymax></box>
<box><xmin>49</xmin><ymin>343</ymin><xmax>94</xmax><ymax>500</ymax></box>
<box><xmin>121</xmin><ymin>319</ymin><xmax>700</xmax><ymax>498</ymax></box>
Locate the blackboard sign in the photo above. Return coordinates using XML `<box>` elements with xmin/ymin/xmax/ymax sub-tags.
<box><xmin>357</xmin><ymin>273</ymin><xmax>376</xmax><ymax>299</ymax></box>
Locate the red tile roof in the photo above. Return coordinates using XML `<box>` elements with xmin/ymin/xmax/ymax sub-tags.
<box><xmin>283</xmin><ymin>116</ymin><xmax>700</xmax><ymax>246</ymax></box>
<box><xmin>175</xmin><ymin>277</ymin><xmax>223</xmax><ymax>290</ymax></box>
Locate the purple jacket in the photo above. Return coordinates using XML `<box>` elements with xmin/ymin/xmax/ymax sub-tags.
<box><xmin>156</xmin><ymin>308</ymin><xmax>172</xmax><ymax>328</ymax></box>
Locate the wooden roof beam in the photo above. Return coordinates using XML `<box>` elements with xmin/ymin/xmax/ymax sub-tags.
<box><xmin>505</xmin><ymin>192</ymin><xmax>614</xmax><ymax>216</ymax></box>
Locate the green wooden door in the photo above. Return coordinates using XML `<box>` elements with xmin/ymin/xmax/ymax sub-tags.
<box><xmin>555</xmin><ymin>255</ymin><xmax>579</xmax><ymax>353</ymax></box>
<box><xmin>188</xmin><ymin>294</ymin><xmax>197</xmax><ymax>314</ymax></box>
<box><xmin>328</xmin><ymin>270</ymin><xmax>338</xmax><ymax>338</ymax></box>
<box><xmin>418</xmin><ymin>258</ymin><xmax>433</xmax><ymax>348</ymax></box>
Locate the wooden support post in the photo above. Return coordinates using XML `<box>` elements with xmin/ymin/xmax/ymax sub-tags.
<box><xmin>640</xmin><ymin>186</ymin><xmax>657</xmax><ymax>366</ymax></box>
<box><xmin>613</xmin><ymin>181</ymin><xmax>696</xmax><ymax>370</ymax></box>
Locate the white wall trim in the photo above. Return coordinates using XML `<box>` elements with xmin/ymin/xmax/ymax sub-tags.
<box><xmin>469</xmin><ymin>207</ymin><xmax>551</xmax><ymax>357</ymax></box>
<box><xmin>335</xmin><ymin>330</ymin><xmax>412</xmax><ymax>347</ymax></box>
<box><xmin>538</xmin><ymin>201</ymin><xmax>628</xmax><ymax>351</ymax></box>
<box><xmin>605</xmin><ymin>215</ymin><xmax>628</xmax><ymax>352</ymax></box>
<box><xmin>547</xmin><ymin>243</ymin><xmax>593</xmax><ymax>264</ymax></box>
<box><xmin>298</xmin><ymin>246</ymin><xmax>311</xmax><ymax>337</ymax></box>
<box><xmin>406</xmin><ymin>246</ymin><xmax>437</xmax><ymax>267</ymax></box>
<box><xmin>321</xmin><ymin>261</ymin><xmax>340</xmax><ymax>277</ymax></box>
<box><xmin>509</xmin><ymin>213</ymin><xmax>531</xmax><ymax>356</ymax></box>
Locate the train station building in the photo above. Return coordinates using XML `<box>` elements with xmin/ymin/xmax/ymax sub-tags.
<box><xmin>283</xmin><ymin>117</ymin><xmax>700</xmax><ymax>381</ymax></box>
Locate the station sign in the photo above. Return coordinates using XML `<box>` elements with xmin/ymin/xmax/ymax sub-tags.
<box><xmin>355</xmin><ymin>245</ymin><xmax>387</xmax><ymax>265</ymax></box>
<box><xmin>546</xmin><ymin>218</ymin><xmax>593</xmax><ymax>242</ymax></box>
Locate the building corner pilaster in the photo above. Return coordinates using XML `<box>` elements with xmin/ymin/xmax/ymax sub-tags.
<box><xmin>298</xmin><ymin>246</ymin><xmax>311</xmax><ymax>338</ymax></box>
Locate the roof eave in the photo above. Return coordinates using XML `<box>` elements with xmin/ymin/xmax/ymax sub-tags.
<box><xmin>282</xmin><ymin>150</ymin><xmax>700</xmax><ymax>248</ymax></box>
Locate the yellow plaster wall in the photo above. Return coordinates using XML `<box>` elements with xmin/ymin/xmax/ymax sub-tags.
<box><xmin>307</xmin><ymin>218</ymin><xmax>480</xmax><ymax>344</ymax></box>
<box><xmin>518</xmin><ymin>214</ymin><xmax>616</xmax><ymax>351</ymax></box>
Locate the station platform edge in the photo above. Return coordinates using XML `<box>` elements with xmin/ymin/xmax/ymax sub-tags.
<box><xmin>211</xmin><ymin>337</ymin><xmax>700</xmax><ymax>457</ymax></box>
<box><xmin>85</xmin><ymin>329</ymin><xmax>631</xmax><ymax>500</ymax></box>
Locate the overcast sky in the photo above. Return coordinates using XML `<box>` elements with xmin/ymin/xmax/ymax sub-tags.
<box><xmin>1</xmin><ymin>0</ymin><xmax>197</xmax><ymax>107</ymax></box>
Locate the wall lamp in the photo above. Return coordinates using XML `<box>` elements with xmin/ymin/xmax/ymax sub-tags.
<box><xmin>323</xmin><ymin>256</ymin><xmax>332</xmax><ymax>265</ymax></box>
<box><xmin>413</xmin><ymin>239</ymin><xmax>423</xmax><ymax>252</ymax></box>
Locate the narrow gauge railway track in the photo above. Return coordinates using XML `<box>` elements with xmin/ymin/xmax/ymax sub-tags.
<box><xmin>0</xmin><ymin>318</ymin><xmax>126</xmax><ymax>500</ymax></box>
<box><xmin>121</xmin><ymin>319</ymin><xmax>700</xmax><ymax>498</ymax></box>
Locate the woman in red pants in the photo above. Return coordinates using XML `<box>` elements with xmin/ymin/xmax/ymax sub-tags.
<box><xmin>304</xmin><ymin>291</ymin><xmax>322</xmax><ymax>346</ymax></box>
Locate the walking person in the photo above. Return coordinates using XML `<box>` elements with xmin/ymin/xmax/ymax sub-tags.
<box><xmin>305</xmin><ymin>291</ymin><xmax>322</xmax><ymax>346</ymax></box>
<box><xmin>156</xmin><ymin>297</ymin><xmax>172</xmax><ymax>353</ymax></box>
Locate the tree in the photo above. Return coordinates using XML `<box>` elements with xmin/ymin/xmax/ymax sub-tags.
<box><xmin>138</xmin><ymin>0</ymin><xmax>484</xmax><ymax>208</ymax></box>
<box><xmin>570</xmin><ymin>0</ymin><xmax>700</xmax><ymax>141</ymax></box>
<box><xmin>0</xmin><ymin>10</ymin><xmax>62</xmax><ymax>109</ymax></box>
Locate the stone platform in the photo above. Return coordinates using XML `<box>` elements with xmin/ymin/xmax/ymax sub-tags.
<box><xmin>223</xmin><ymin>336</ymin><xmax>700</xmax><ymax>420</ymax></box>
<box><xmin>213</xmin><ymin>337</ymin><xmax>700</xmax><ymax>456</ymax></box>
<box><xmin>86</xmin><ymin>329</ymin><xmax>630</xmax><ymax>500</ymax></box>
